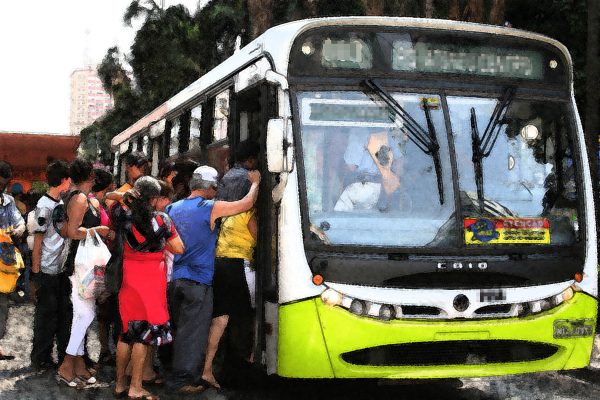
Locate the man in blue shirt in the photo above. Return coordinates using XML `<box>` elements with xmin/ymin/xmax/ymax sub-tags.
<box><xmin>166</xmin><ymin>165</ymin><xmax>260</xmax><ymax>393</ymax></box>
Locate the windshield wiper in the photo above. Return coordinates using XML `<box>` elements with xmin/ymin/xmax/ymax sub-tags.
<box><xmin>470</xmin><ymin>87</ymin><xmax>515</xmax><ymax>212</ymax></box>
<box><xmin>422</xmin><ymin>96</ymin><xmax>444</xmax><ymax>205</ymax></box>
<box><xmin>361</xmin><ymin>79</ymin><xmax>444</xmax><ymax>205</ymax></box>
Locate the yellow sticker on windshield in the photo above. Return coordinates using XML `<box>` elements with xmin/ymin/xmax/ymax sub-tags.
<box><xmin>420</xmin><ymin>97</ymin><xmax>440</xmax><ymax>109</ymax></box>
<box><xmin>464</xmin><ymin>218</ymin><xmax>550</xmax><ymax>245</ymax></box>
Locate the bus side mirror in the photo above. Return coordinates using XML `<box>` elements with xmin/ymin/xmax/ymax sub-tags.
<box><xmin>267</xmin><ymin>118</ymin><xmax>294</xmax><ymax>173</ymax></box>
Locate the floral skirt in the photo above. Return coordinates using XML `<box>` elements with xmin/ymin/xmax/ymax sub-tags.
<box><xmin>121</xmin><ymin>320</ymin><xmax>172</xmax><ymax>346</ymax></box>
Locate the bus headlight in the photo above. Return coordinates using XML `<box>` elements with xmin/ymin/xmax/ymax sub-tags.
<box><xmin>349</xmin><ymin>299</ymin><xmax>367</xmax><ymax>316</ymax></box>
<box><xmin>321</xmin><ymin>288</ymin><xmax>343</xmax><ymax>306</ymax></box>
<box><xmin>378</xmin><ymin>304</ymin><xmax>396</xmax><ymax>321</ymax></box>
<box><xmin>517</xmin><ymin>286</ymin><xmax>576</xmax><ymax>317</ymax></box>
<box><xmin>561</xmin><ymin>286</ymin><xmax>574</xmax><ymax>301</ymax></box>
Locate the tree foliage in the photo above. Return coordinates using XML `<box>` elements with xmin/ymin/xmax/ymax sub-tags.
<box><xmin>194</xmin><ymin>0</ymin><xmax>248</xmax><ymax>69</ymax></box>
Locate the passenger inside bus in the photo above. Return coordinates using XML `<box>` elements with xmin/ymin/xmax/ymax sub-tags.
<box><xmin>334</xmin><ymin>129</ymin><xmax>404</xmax><ymax>212</ymax></box>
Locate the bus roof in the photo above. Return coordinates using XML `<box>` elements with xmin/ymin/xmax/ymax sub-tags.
<box><xmin>111</xmin><ymin>17</ymin><xmax>570</xmax><ymax>150</ymax></box>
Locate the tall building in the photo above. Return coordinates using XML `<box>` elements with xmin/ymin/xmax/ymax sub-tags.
<box><xmin>69</xmin><ymin>66</ymin><xmax>113</xmax><ymax>135</ymax></box>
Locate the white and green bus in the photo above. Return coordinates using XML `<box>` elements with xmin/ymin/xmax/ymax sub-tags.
<box><xmin>111</xmin><ymin>17</ymin><xmax>597</xmax><ymax>379</ymax></box>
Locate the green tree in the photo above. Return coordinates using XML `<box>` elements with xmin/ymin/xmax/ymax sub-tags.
<box><xmin>129</xmin><ymin>4</ymin><xmax>203</xmax><ymax>110</ymax></box>
<box><xmin>194</xmin><ymin>0</ymin><xmax>247</xmax><ymax>66</ymax></box>
<box><xmin>505</xmin><ymin>1</ymin><xmax>587</xmax><ymax>114</ymax></box>
<box><xmin>123</xmin><ymin>0</ymin><xmax>161</xmax><ymax>25</ymax></box>
<box><xmin>316</xmin><ymin>0</ymin><xmax>365</xmax><ymax>17</ymax></box>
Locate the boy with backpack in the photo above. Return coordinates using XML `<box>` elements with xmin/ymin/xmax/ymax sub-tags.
<box><xmin>29</xmin><ymin>160</ymin><xmax>72</xmax><ymax>370</ymax></box>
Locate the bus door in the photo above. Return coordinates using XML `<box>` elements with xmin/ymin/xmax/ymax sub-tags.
<box><xmin>230</xmin><ymin>83</ymin><xmax>279</xmax><ymax>366</ymax></box>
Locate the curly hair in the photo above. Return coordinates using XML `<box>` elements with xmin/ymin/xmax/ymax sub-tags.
<box><xmin>125</xmin><ymin>176</ymin><xmax>161</xmax><ymax>241</ymax></box>
<box><xmin>69</xmin><ymin>158</ymin><xmax>93</xmax><ymax>185</ymax></box>
<box><xmin>92</xmin><ymin>168</ymin><xmax>114</xmax><ymax>193</ymax></box>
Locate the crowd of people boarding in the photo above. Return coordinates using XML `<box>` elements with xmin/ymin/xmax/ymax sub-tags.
<box><xmin>0</xmin><ymin>141</ymin><xmax>262</xmax><ymax>399</ymax></box>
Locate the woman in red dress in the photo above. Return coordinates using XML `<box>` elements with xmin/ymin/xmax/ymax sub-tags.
<box><xmin>114</xmin><ymin>177</ymin><xmax>184</xmax><ymax>400</ymax></box>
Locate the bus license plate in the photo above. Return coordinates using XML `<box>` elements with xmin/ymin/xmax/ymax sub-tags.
<box><xmin>553</xmin><ymin>319</ymin><xmax>595</xmax><ymax>338</ymax></box>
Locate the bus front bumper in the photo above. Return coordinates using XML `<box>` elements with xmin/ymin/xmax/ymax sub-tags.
<box><xmin>277</xmin><ymin>292</ymin><xmax>597</xmax><ymax>378</ymax></box>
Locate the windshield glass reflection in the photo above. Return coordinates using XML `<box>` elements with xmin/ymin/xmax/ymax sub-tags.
<box><xmin>298</xmin><ymin>91</ymin><xmax>454</xmax><ymax>247</ymax></box>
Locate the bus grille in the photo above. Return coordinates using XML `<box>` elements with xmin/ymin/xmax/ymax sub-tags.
<box><xmin>473</xmin><ymin>304</ymin><xmax>513</xmax><ymax>315</ymax></box>
<box><xmin>341</xmin><ymin>340</ymin><xmax>558</xmax><ymax>366</ymax></box>
<box><xmin>401</xmin><ymin>305</ymin><xmax>442</xmax><ymax>316</ymax></box>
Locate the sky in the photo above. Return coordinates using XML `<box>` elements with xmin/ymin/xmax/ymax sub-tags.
<box><xmin>0</xmin><ymin>0</ymin><xmax>204</xmax><ymax>135</ymax></box>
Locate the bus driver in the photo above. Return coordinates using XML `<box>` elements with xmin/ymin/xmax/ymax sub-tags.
<box><xmin>334</xmin><ymin>130</ymin><xmax>403</xmax><ymax>212</ymax></box>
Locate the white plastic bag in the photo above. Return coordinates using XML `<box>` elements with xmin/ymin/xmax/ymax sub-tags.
<box><xmin>74</xmin><ymin>230</ymin><xmax>111</xmax><ymax>299</ymax></box>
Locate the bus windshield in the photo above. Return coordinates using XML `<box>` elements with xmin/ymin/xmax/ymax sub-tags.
<box><xmin>298</xmin><ymin>91</ymin><xmax>454</xmax><ymax>247</ymax></box>
<box><xmin>297</xmin><ymin>91</ymin><xmax>580</xmax><ymax>248</ymax></box>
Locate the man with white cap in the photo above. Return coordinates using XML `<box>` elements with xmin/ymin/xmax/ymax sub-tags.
<box><xmin>166</xmin><ymin>165</ymin><xmax>260</xmax><ymax>393</ymax></box>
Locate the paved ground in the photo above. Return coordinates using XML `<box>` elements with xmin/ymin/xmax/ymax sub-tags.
<box><xmin>1</xmin><ymin>302</ymin><xmax>599</xmax><ymax>399</ymax></box>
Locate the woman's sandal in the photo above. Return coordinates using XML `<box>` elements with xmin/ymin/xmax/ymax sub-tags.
<box><xmin>55</xmin><ymin>373</ymin><xmax>84</xmax><ymax>389</ymax></box>
<box><xmin>77</xmin><ymin>374</ymin><xmax>97</xmax><ymax>384</ymax></box>
<box><xmin>77</xmin><ymin>368</ymin><xmax>98</xmax><ymax>384</ymax></box>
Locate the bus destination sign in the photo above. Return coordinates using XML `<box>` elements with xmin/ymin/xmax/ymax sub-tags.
<box><xmin>393</xmin><ymin>41</ymin><xmax>544</xmax><ymax>80</ymax></box>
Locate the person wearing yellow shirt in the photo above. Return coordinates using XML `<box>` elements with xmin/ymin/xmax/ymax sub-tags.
<box><xmin>201</xmin><ymin>141</ymin><xmax>259</xmax><ymax>389</ymax></box>
<box><xmin>201</xmin><ymin>209</ymin><xmax>257</xmax><ymax>389</ymax></box>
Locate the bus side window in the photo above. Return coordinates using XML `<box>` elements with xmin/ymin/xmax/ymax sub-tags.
<box><xmin>240</xmin><ymin>111</ymin><xmax>249</xmax><ymax>141</ymax></box>
<box><xmin>190</xmin><ymin>104</ymin><xmax>202</xmax><ymax>149</ymax></box>
<box><xmin>178</xmin><ymin>110</ymin><xmax>191</xmax><ymax>154</ymax></box>
<box><xmin>213</xmin><ymin>90</ymin><xmax>230</xmax><ymax>142</ymax></box>
<box><xmin>169</xmin><ymin>117</ymin><xmax>180</xmax><ymax>157</ymax></box>
<box><xmin>143</xmin><ymin>135</ymin><xmax>150</xmax><ymax>157</ymax></box>
<box><xmin>150</xmin><ymin>138</ymin><xmax>159</xmax><ymax>176</ymax></box>
<box><xmin>113</xmin><ymin>151</ymin><xmax>120</xmax><ymax>177</ymax></box>
<box><xmin>205</xmin><ymin>89</ymin><xmax>232</xmax><ymax>176</ymax></box>
<box><xmin>200</xmin><ymin>98</ymin><xmax>214</xmax><ymax>146</ymax></box>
